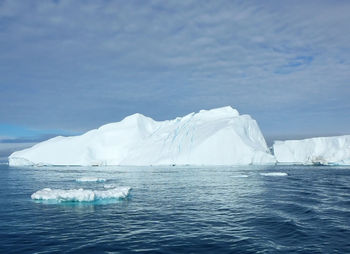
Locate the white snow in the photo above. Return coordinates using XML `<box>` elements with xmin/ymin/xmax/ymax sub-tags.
<box><xmin>9</xmin><ymin>106</ymin><xmax>275</xmax><ymax>166</ymax></box>
<box><xmin>260</xmin><ymin>172</ymin><xmax>288</xmax><ymax>176</ymax></box>
<box><xmin>273</xmin><ymin>135</ymin><xmax>350</xmax><ymax>165</ymax></box>
<box><xmin>76</xmin><ymin>177</ymin><xmax>106</xmax><ymax>182</ymax></box>
<box><xmin>31</xmin><ymin>187</ymin><xmax>131</xmax><ymax>202</ymax></box>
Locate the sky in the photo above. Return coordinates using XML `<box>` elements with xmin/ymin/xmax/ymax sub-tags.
<box><xmin>0</xmin><ymin>0</ymin><xmax>350</xmax><ymax>146</ymax></box>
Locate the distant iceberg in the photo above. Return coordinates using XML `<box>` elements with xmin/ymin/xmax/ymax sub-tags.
<box><xmin>31</xmin><ymin>187</ymin><xmax>131</xmax><ymax>202</ymax></box>
<box><xmin>273</xmin><ymin>135</ymin><xmax>350</xmax><ymax>165</ymax></box>
<box><xmin>9</xmin><ymin>106</ymin><xmax>275</xmax><ymax>166</ymax></box>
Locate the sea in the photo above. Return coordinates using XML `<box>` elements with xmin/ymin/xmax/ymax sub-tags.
<box><xmin>0</xmin><ymin>163</ymin><xmax>349</xmax><ymax>253</ymax></box>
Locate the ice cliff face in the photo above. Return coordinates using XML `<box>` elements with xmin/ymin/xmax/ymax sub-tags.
<box><xmin>273</xmin><ymin>135</ymin><xmax>350</xmax><ymax>165</ymax></box>
<box><xmin>9</xmin><ymin>106</ymin><xmax>275</xmax><ymax>166</ymax></box>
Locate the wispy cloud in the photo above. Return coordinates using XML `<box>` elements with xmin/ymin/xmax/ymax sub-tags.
<box><xmin>0</xmin><ymin>0</ymin><xmax>349</xmax><ymax>137</ymax></box>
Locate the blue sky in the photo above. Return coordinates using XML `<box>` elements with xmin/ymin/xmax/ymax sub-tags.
<box><xmin>0</xmin><ymin>0</ymin><xmax>350</xmax><ymax>141</ymax></box>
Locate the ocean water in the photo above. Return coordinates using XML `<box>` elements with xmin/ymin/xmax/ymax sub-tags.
<box><xmin>0</xmin><ymin>164</ymin><xmax>350</xmax><ymax>253</ymax></box>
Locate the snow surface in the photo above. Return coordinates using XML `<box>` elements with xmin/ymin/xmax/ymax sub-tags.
<box><xmin>273</xmin><ymin>135</ymin><xmax>350</xmax><ymax>165</ymax></box>
<box><xmin>9</xmin><ymin>106</ymin><xmax>275</xmax><ymax>166</ymax></box>
<box><xmin>31</xmin><ymin>187</ymin><xmax>131</xmax><ymax>202</ymax></box>
<box><xmin>76</xmin><ymin>177</ymin><xmax>106</xmax><ymax>182</ymax></box>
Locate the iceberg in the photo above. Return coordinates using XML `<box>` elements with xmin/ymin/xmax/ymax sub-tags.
<box><xmin>31</xmin><ymin>187</ymin><xmax>131</xmax><ymax>202</ymax></box>
<box><xmin>9</xmin><ymin>106</ymin><xmax>275</xmax><ymax>166</ymax></box>
<box><xmin>273</xmin><ymin>135</ymin><xmax>350</xmax><ymax>165</ymax></box>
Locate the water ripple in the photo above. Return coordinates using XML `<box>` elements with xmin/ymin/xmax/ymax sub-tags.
<box><xmin>0</xmin><ymin>164</ymin><xmax>350</xmax><ymax>253</ymax></box>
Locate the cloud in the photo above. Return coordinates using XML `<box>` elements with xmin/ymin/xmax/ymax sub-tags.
<box><xmin>0</xmin><ymin>0</ymin><xmax>349</xmax><ymax>137</ymax></box>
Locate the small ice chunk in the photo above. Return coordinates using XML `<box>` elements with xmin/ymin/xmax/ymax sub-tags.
<box><xmin>231</xmin><ymin>175</ymin><xmax>249</xmax><ymax>178</ymax></box>
<box><xmin>260</xmin><ymin>172</ymin><xmax>288</xmax><ymax>176</ymax></box>
<box><xmin>103</xmin><ymin>184</ymin><xmax>116</xmax><ymax>189</ymax></box>
<box><xmin>31</xmin><ymin>187</ymin><xmax>131</xmax><ymax>202</ymax></box>
<box><xmin>76</xmin><ymin>177</ymin><xmax>106</xmax><ymax>182</ymax></box>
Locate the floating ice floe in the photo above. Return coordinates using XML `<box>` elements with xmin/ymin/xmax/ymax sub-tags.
<box><xmin>31</xmin><ymin>187</ymin><xmax>131</xmax><ymax>202</ymax></box>
<box><xmin>231</xmin><ymin>174</ymin><xmax>249</xmax><ymax>178</ymax></box>
<box><xmin>260</xmin><ymin>172</ymin><xmax>288</xmax><ymax>176</ymax></box>
<box><xmin>103</xmin><ymin>184</ymin><xmax>116</xmax><ymax>189</ymax></box>
<box><xmin>9</xmin><ymin>106</ymin><xmax>275</xmax><ymax>166</ymax></box>
<box><xmin>76</xmin><ymin>177</ymin><xmax>106</xmax><ymax>182</ymax></box>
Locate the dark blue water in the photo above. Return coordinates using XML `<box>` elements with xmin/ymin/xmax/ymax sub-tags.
<box><xmin>0</xmin><ymin>164</ymin><xmax>350</xmax><ymax>253</ymax></box>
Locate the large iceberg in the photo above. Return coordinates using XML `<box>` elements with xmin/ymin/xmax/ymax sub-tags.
<box><xmin>273</xmin><ymin>135</ymin><xmax>350</xmax><ymax>165</ymax></box>
<box><xmin>9</xmin><ymin>106</ymin><xmax>275</xmax><ymax>166</ymax></box>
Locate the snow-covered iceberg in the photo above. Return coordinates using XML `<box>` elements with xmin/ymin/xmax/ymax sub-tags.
<box><xmin>273</xmin><ymin>135</ymin><xmax>350</xmax><ymax>165</ymax></box>
<box><xmin>9</xmin><ymin>106</ymin><xmax>275</xmax><ymax>166</ymax></box>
